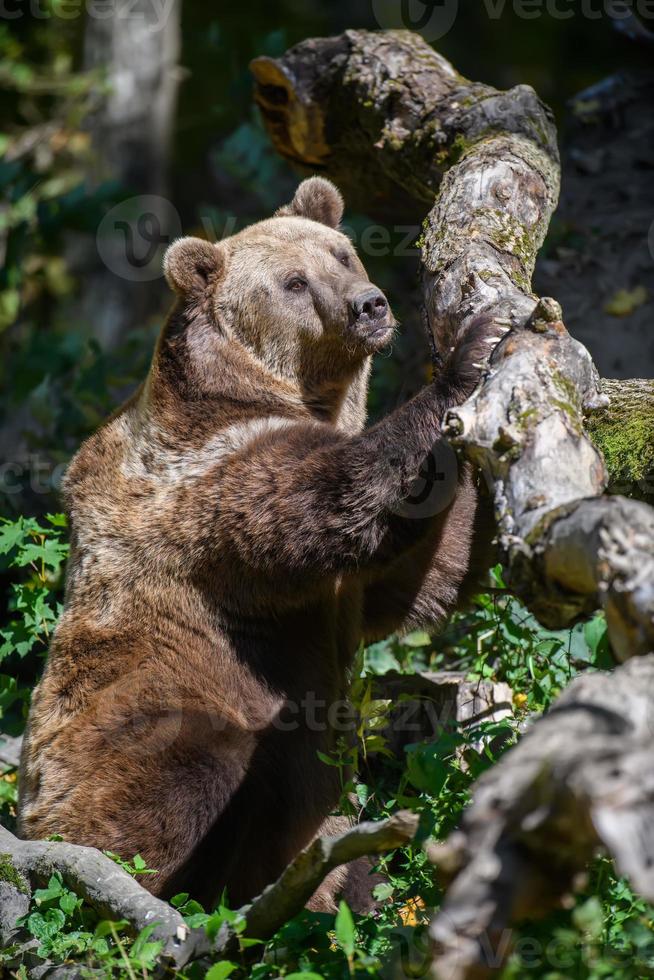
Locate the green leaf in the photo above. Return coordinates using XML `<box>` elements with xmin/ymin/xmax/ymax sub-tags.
<box><xmin>204</xmin><ymin>904</ymin><xmax>245</xmax><ymax>941</ymax></box>
<box><xmin>34</xmin><ymin>874</ymin><xmax>64</xmax><ymax>904</ymax></box>
<box><xmin>27</xmin><ymin>906</ymin><xmax>65</xmax><ymax>942</ymax></box>
<box><xmin>334</xmin><ymin>900</ymin><xmax>355</xmax><ymax>958</ymax></box>
<box><xmin>17</xmin><ymin>536</ymin><xmax>68</xmax><ymax>573</ymax></box>
<box><xmin>362</xmin><ymin>639</ymin><xmax>401</xmax><ymax>675</ymax></box>
<box><xmin>0</xmin><ymin>519</ymin><xmax>28</xmax><ymax>555</ymax></box>
<box><xmin>130</xmin><ymin>922</ymin><xmax>164</xmax><ymax>966</ymax></box>
<box><xmin>45</xmin><ymin>513</ymin><xmax>67</xmax><ymax>528</ymax></box>
<box><xmin>205</xmin><ymin>962</ymin><xmax>237</xmax><ymax>980</ymax></box>
<box><xmin>171</xmin><ymin>892</ymin><xmax>190</xmax><ymax>907</ymax></box>
<box><xmin>584</xmin><ymin>615</ymin><xmax>613</xmax><ymax>668</ymax></box>
<box><xmin>185</xmin><ymin>912</ymin><xmax>211</xmax><ymax>928</ymax></box>
<box><xmin>355</xmin><ymin>782</ymin><xmax>369</xmax><ymax>807</ymax></box>
<box><xmin>402</xmin><ymin>630</ymin><xmax>431</xmax><ymax>648</ymax></box>
<box><xmin>572</xmin><ymin>896</ymin><xmax>604</xmax><ymax>941</ymax></box>
<box><xmin>94</xmin><ymin>919</ymin><xmax>128</xmax><ymax>938</ymax></box>
<box><xmin>58</xmin><ymin>890</ymin><xmax>78</xmax><ymax>915</ymax></box>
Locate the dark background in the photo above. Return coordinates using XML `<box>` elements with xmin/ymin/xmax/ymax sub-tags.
<box><xmin>1</xmin><ymin>0</ymin><xmax>653</xmax><ymax>516</ymax></box>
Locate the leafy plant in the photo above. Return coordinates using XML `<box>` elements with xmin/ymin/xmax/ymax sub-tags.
<box><xmin>0</xmin><ymin>528</ymin><xmax>647</xmax><ymax>978</ymax></box>
<box><xmin>0</xmin><ymin>513</ymin><xmax>68</xmax><ymax>661</ymax></box>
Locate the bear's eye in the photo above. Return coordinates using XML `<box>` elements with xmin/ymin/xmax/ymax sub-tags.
<box><xmin>286</xmin><ymin>276</ymin><xmax>308</xmax><ymax>292</ymax></box>
<box><xmin>338</xmin><ymin>254</ymin><xmax>350</xmax><ymax>268</ymax></box>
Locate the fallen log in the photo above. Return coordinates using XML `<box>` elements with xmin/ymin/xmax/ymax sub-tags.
<box><xmin>251</xmin><ymin>29</ymin><xmax>654</xmax><ymax>659</ymax></box>
<box><xmin>427</xmin><ymin>654</ymin><xmax>654</xmax><ymax>979</ymax></box>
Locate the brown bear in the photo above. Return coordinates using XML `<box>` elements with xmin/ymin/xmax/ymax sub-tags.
<box><xmin>18</xmin><ymin>178</ymin><xmax>493</xmax><ymax>911</ymax></box>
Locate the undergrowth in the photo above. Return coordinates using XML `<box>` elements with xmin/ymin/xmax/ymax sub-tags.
<box><xmin>0</xmin><ymin>517</ymin><xmax>652</xmax><ymax>979</ymax></box>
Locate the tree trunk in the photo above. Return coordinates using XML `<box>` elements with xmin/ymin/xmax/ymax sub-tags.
<box><xmin>250</xmin><ymin>29</ymin><xmax>654</xmax><ymax>660</ymax></box>
<box><xmin>72</xmin><ymin>0</ymin><xmax>183</xmax><ymax>348</ymax></box>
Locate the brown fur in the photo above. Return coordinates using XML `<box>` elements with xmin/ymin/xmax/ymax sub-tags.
<box><xmin>18</xmin><ymin>179</ymin><xmax>494</xmax><ymax>911</ymax></box>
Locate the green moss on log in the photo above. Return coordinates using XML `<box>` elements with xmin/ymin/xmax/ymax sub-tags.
<box><xmin>0</xmin><ymin>853</ymin><xmax>29</xmax><ymax>894</ymax></box>
<box><xmin>586</xmin><ymin>379</ymin><xmax>654</xmax><ymax>497</ymax></box>
<box><xmin>589</xmin><ymin>414</ymin><xmax>654</xmax><ymax>483</ymax></box>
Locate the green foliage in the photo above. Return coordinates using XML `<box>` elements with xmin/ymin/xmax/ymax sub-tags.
<box><xmin>334</xmin><ymin>901</ymin><xmax>356</xmax><ymax>963</ymax></box>
<box><xmin>0</xmin><ymin>515</ymin><xmax>67</xmax><ymax>660</ymax></box>
<box><xmin>0</xmin><ymin>514</ymin><xmax>67</xmax><ymax>831</ymax></box>
<box><xmin>0</xmin><ymin>14</ymin><xmax>103</xmax><ymax>332</ymax></box>
<box><xmin>2</xmin><ymin>869</ymin><xmax>166</xmax><ymax>974</ymax></box>
<box><xmin>503</xmin><ymin>862</ymin><xmax>654</xmax><ymax>978</ymax></box>
<box><xmin>104</xmin><ymin>851</ymin><xmax>158</xmax><ymax>879</ymax></box>
<box><xmin>1</xmin><ymin>536</ymin><xmax>648</xmax><ymax>977</ymax></box>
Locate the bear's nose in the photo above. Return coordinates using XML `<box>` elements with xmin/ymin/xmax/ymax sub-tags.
<box><xmin>351</xmin><ymin>287</ymin><xmax>388</xmax><ymax>321</ymax></box>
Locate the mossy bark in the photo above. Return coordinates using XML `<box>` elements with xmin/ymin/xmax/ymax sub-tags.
<box><xmin>251</xmin><ymin>31</ymin><xmax>654</xmax><ymax>658</ymax></box>
<box><xmin>0</xmin><ymin>852</ymin><xmax>30</xmax><ymax>950</ymax></box>
<box><xmin>586</xmin><ymin>379</ymin><xmax>654</xmax><ymax>501</ymax></box>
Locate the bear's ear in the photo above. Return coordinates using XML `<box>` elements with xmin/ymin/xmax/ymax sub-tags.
<box><xmin>276</xmin><ymin>177</ymin><xmax>344</xmax><ymax>229</ymax></box>
<box><xmin>163</xmin><ymin>237</ymin><xmax>224</xmax><ymax>296</ymax></box>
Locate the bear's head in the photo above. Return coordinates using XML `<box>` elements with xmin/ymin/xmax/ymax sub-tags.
<box><xmin>162</xmin><ymin>178</ymin><xmax>395</xmax><ymax>395</ymax></box>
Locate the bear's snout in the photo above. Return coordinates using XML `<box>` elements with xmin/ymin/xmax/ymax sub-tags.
<box><xmin>347</xmin><ymin>286</ymin><xmax>394</xmax><ymax>351</ymax></box>
<box><xmin>350</xmin><ymin>287</ymin><xmax>388</xmax><ymax>323</ymax></box>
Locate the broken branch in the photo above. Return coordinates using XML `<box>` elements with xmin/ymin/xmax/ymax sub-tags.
<box><xmin>427</xmin><ymin>654</ymin><xmax>654</xmax><ymax>979</ymax></box>
<box><xmin>251</xmin><ymin>29</ymin><xmax>654</xmax><ymax>658</ymax></box>
<box><xmin>0</xmin><ymin>812</ymin><xmax>419</xmax><ymax>972</ymax></box>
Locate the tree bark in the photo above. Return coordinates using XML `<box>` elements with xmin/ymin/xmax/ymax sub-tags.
<box><xmin>427</xmin><ymin>654</ymin><xmax>654</xmax><ymax>980</ymax></box>
<box><xmin>74</xmin><ymin>0</ymin><xmax>183</xmax><ymax>348</ymax></box>
<box><xmin>251</xmin><ymin>29</ymin><xmax>654</xmax><ymax>660</ymax></box>
<box><xmin>0</xmin><ymin>813</ymin><xmax>418</xmax><ymax>974</ymax></box>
